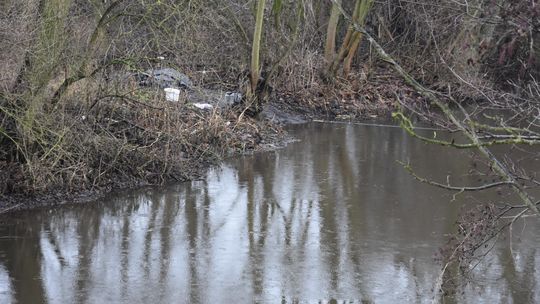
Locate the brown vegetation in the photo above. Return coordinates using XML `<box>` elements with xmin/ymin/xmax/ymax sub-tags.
<box><xmin>1</xmin><ymin>1</ymin><xmax>539</xmax><ymax>218</ymax></box>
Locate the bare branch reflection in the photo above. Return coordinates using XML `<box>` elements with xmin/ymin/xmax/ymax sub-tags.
<box><xmin>0</xmin><ymin>123</ymin><xmax>538</xmax><ymax>303</ymax></box>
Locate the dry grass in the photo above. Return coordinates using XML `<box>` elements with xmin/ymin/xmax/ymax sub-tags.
<box><xmin>2</xmin><ymin>85</ymin><xmax>281</xmax><ymax>198</ymax></box>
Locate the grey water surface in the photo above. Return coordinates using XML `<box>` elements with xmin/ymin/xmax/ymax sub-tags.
<box><xmin>0</xmin><ymin>123</ymin><xmax>538</xmax><ymax>303</ymax></box>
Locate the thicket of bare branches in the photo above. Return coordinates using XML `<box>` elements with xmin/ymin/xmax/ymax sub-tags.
<box><xmin>369</xmin><ymin>2</ymin><xmax>540</xmax><ymax>299</ymax></box>
<box><xmin>0</xmin><ymin>0</ymin><xmax>291</xmax><ymax>200</ymax></box>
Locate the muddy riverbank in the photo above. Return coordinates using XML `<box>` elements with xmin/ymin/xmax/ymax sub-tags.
<box><xmin>0</xmin><ymin>105</ymin><xmax>287</xmax><ymax>214</ymax></box>
<box><xmin>0</xmin><ymin>68</ymin><xmax>418</xmax><ymax>214</ymax></box>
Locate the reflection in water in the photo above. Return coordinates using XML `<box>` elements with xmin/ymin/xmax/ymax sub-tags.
<box><xmin>0</xmin><ymin>264</ymin><xmax>13</xmax><ymax>304</ymax></box>
<box><xmin>0</xmin><ymin>123</ymin><xmax>539</xmax><ymax>303</ymax></box>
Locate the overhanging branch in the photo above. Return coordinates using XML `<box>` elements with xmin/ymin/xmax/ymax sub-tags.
<box><xmin>328</xmin><ymin>0</ymin><xmax>539</xmax><ymax>215</ymax></box>
<box><xmin>400</xmin><ymin>161</ymin><xmax>514</xmax><ymax>192</ymax></box>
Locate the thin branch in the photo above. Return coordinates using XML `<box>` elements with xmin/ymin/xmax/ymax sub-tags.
<box><xmin>393</xmin><ymin>111</ymin><xmax>540</xmax><ymax>148</ymax></box>
<box><xmin>400</xmin><ymin>161</ymin><xmax>514</xmax><ymax>192</ymax></box>
<box><xmin>329</xmin><ymin>0</ymin><xmax>540</xmax><ymax>215</ymax></box>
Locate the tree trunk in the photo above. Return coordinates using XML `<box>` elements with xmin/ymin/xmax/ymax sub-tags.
<box><xmin>327</xmin><ymin>0</ymin><xmax>373</xmax><ymax>78</ymax></box>
<box><xmin>324</xmin><ymin>0</ymin><xmax>341</xmax><ymax>65</ymax></box>
<box><xmin>343</xmin><ymin>32</ymin><xmax>362</xmax><ymax>77</ymax></box>
<box><xmin>446</xmin><ymin>0</ymin><xmax>503</xmax><ymax>80</ymax></box>
<box><xmin>250</xmin><ymin>0</ymin><xmax>266</xmax><ymax>95</ymax></box>
<box><xmin>342</xmin><ymin>0</ymin><xmax>372</xmax><ymax>77</ymax></box>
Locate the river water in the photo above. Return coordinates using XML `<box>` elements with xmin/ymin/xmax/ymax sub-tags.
<box><xmin>0</xmin><ymin>123</ymin><xmax>538</xmax><ymax>303</ymax></box>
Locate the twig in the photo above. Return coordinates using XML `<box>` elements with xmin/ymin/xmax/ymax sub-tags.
<box><xmin>0</xmin><ymin>203</ymin><xmax>23</xmax><ymax>214</ymax></box>
<box><xmin>400</xmin><ymin>161</ymin><xmax>514</xmax><ymax>192</ymax></box>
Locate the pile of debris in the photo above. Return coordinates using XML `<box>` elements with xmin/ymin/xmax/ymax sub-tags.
<box><xmin>136</xmin><ymin>68</ymin><xmax>242</xmax><ymax>110</ymax></box>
